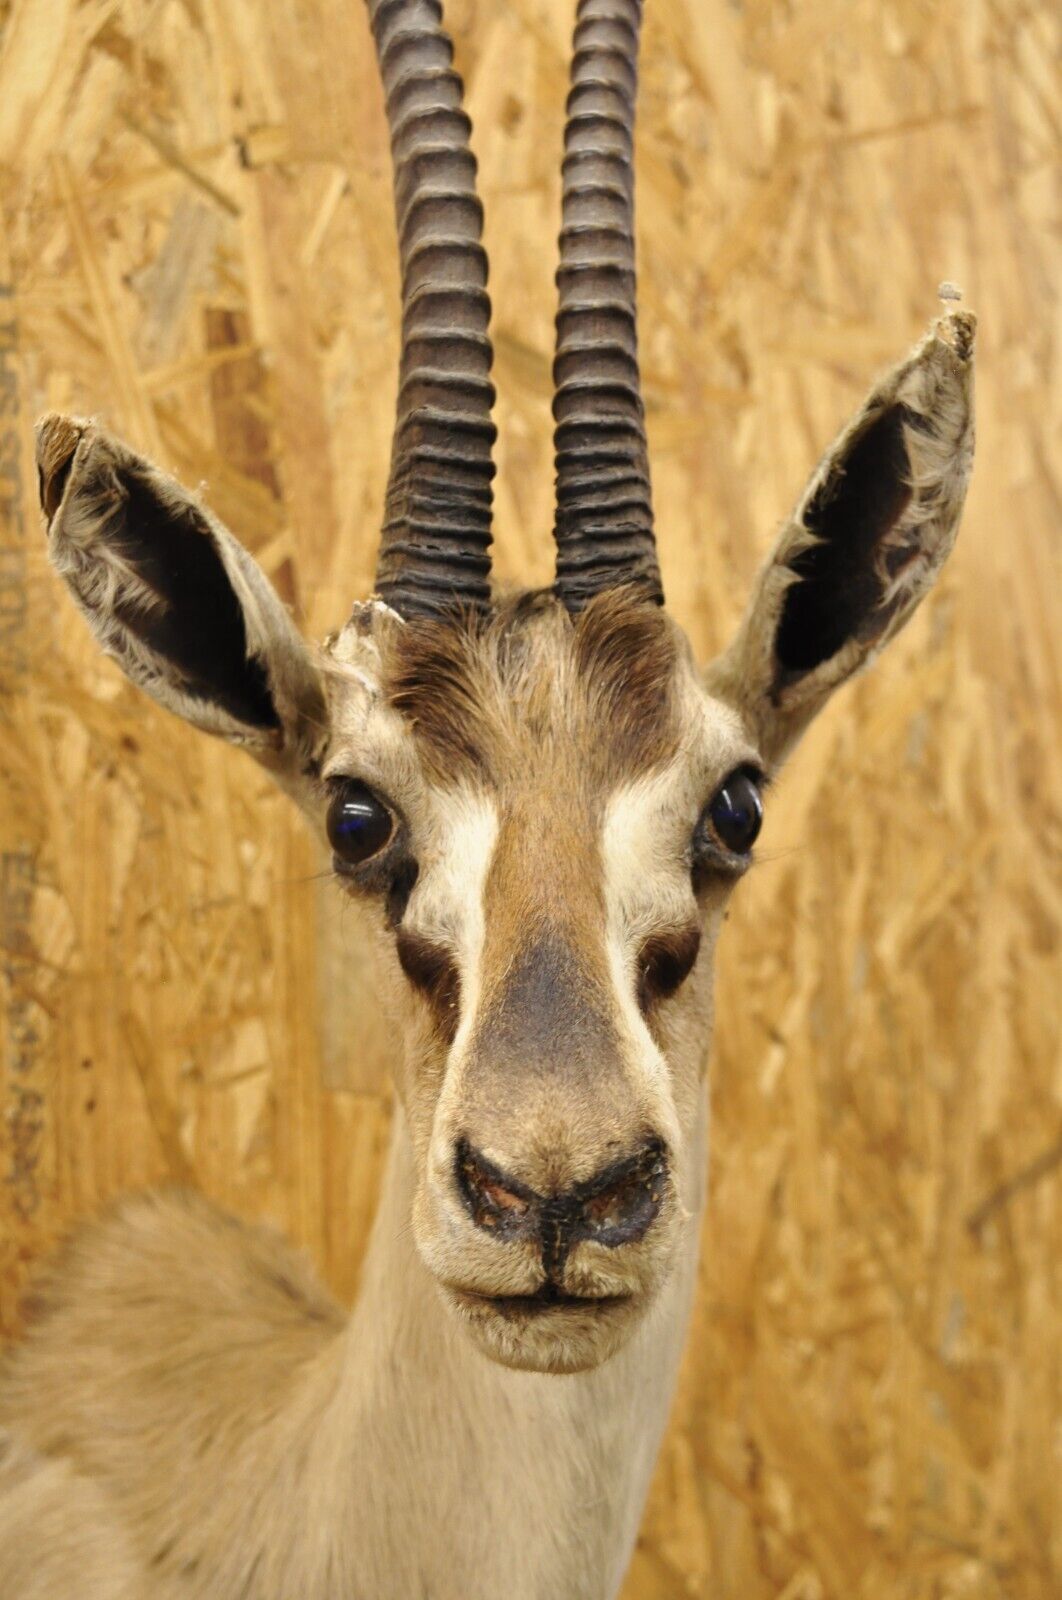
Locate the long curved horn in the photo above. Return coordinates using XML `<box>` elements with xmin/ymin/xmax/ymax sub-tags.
<box><xmin>551</xmin><ymin>0</ymin><xmax>662</xmax><ymax>612</ymax></box>
<box><xmin>368</xmin><ymin>0</ymin><xmax>496</xmax><ymax>619</ymax></box>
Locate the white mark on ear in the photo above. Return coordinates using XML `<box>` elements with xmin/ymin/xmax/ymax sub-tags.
<box><xmin>334</xmin><ymin>663</ymin><xmax>380</xmax><ymax>699</ymax></box>
<box><xmin>327</xmin><ymin>608</ymin><xmax>390</xmax><ymax>689</ymax></box>
<box><xmin>366</xmin><ymin>598</ymin><xmax>406</xmax><ymax>626</ymax></box>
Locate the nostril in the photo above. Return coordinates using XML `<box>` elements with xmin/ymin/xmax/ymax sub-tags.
<box><xmin>575</xmin><ymin>1139</ymin><xmax>668</xmax><ymax>1248</ymax></box>
<box><xmin>456</xmin><ymin>1140</ymin><xmax>536</xmax><ymax>1236</ymax></box>
<box><xmin>454</xmin><ymin>1137</ymin><xmax>669</xmax><ymax>1260</ymax></box>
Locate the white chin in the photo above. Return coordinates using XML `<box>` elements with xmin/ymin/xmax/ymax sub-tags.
<box><xmin>445</xmin><ymin>1287</ymin><xmax>643</xmax><ymax>1374</ymax></box>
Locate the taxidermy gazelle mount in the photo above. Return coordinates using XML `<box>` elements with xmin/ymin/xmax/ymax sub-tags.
<box><xmin>0</xmin><ymin>0</ymin><xmax>975</xmax><ymax>1596</ymax></box>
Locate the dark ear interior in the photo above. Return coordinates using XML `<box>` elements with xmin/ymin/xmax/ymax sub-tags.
<box><xmin>108</xmin><ymin>469</ymin><xmax>279</xmax><ymax>731</ymax></box>
<box><xmin>773</xmin><ymin>405</ymin><xmax>913</xmax><ymax>684</ymax></box>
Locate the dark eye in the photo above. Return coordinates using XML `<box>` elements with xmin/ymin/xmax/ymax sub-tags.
<box><xmin>702</xmin><ymin>769</ymin><xmax>763</xmax><ymax>858</ymax></box>
<box><xmin>327</xmin><ymin>781</ymin><xmax>394</xmax><ymax>866</ymax></box>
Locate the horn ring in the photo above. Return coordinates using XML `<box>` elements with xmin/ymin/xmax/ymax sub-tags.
<box><xmin>551</xmin><ymin>0</ymin><xmax>662</xmax><ymax>612</ymax></box>
<box><xmin>368</xmin><ymin>0</ymin><xmax>497</xmax><ymax>620</ymax></box>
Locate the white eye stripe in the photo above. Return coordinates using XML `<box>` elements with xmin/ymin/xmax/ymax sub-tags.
<box><xmin>599</xmin><ymin>774</ymin><xmax>693</xmax><ymax>1093</ymax></box>
<box><xmin>404</xmin><ymin>789</ymin><xmax>499</xmax><ymax>1048</ymax></box>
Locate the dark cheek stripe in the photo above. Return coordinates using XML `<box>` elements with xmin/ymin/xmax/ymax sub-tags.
<box><xmin>396</xmin><ymin>931</ymin><xmax>462</xmax><ymax>1043</ymax></box>
<box><xmin>636</xmin><ymin>924</ymin><xmax>701</xmax><ymax>1013</ymax></box>
<box><xmin>386</xmin><ymin>859</ymin><xmax>419</xmax><ymax>928</ymax></box>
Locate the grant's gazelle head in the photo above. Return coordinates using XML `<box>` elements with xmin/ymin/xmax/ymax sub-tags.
<box><xmin>34</xmin><ymin>0</ymin><xmax>975</xmax><ymax>1374</ymax></box>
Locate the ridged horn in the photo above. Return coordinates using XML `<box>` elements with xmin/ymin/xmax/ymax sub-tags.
<box><xmin>368</xmin><ymin>0</ymin><xmax>496</xmax><ymax>619</ymax></box>
<box><xmin>551</xmin><ymin>0</ymin><xmax>662</xmax><ymax>612</ymax></box>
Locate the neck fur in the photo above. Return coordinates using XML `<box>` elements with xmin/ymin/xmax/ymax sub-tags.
<box><xmin>307</xmin><ymin>1095</ymin><xmax>707</xmax><ymax>1600</ymax></box>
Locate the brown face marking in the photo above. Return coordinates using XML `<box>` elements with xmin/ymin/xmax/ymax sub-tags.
<box><xmin>476</xmin><ymin>928</ymin><xmax>617</xmax><ymax>1079</ymax></box>
<box><xmin>456</xmin><ymin>784</ymin><xmax>639</xmax><ymax>1188</ymax></box>
<box><xmin>636</xmin><ymin>923</ymin><xmax>702</xmax><ymax>1014</ymax></box>
<box><xmin>383</xmin><ymin>607</ymin><xmax>495</xmax><ymax>781</ymax></box>
<box><xmin>395</xmin><ymin>931</ymin><xmax>461</xmax><ymax>1044</ymax></box>
<box><xmin>381</xmin><ymin>588</ymin><xmax>682</xmax><ymax>787</ymax></box>
<box><xmin>570</xmin><ymin>590</ymin><xmax>681</xmax><ymax>776</ymax></box>
<box><xmin>381</xmin><ymin>590</ymin><xmax>689</xmax><ymax>1087</ymax></box>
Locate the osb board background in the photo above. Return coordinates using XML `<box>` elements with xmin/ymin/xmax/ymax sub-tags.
<box><xmin>0</xmin><ymin>0</ymin><xmax>1058</xmax><ymax>1594</ymax></box>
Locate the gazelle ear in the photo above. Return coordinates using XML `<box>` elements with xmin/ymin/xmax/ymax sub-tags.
<box><xmin>708</xmin><ymin>308</ymin><xmax>975</xmax><ymax>765</ymax></box>
<box><xmin>37</xmin><ymin>415</ymin><xmax>327</xmax><ymax>778</ymax></box>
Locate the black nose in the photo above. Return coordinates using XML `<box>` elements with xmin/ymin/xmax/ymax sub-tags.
<box><xmin>456</xmin><ymin>1138</ymin><xmax>668</xmax><ymax>1275</ymax></box>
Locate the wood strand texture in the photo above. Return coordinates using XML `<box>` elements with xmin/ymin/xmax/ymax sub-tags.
<box><xmin>368</xmin><ymin>0</ymin><xmax>496</xmax><ymax>617</ymax></box>
<box><xmin>0</xmin><ymin>1</ymin><xmax>1058</xmax><ymax>1596</ymax></box>
<box><xmin>552</xmin><ymin>0</ymin><xmax>662</xmax><ymax>609</ymax></box>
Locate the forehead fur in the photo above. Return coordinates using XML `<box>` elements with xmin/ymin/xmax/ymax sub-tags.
<box><xmin>379</xmin><ymin>589</ymin><xmax>683</xmax><ymax>786</ymax></box>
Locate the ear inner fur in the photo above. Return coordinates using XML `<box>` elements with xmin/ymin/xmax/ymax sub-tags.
<box><xmin>35</xmin><ymin>414</ymin><xmax>327</xmax><ymax>764</ymax></box>
<box><xmin>106</xmin><ymin>468</ymin><xmax>280</xmax><ymax>730</ymax></box>
<box><xmin>708</xmin><ymin>308</ymin><xmax>975</xmax><ymax>763</ymax></box>
<box><xmin>772</xmin><ymin>403</ymin><xmax>914</xmax><ymax>684</ymax></box>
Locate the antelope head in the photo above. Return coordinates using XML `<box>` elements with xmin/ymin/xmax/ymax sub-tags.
<box><xmin>35</xmin><ymin>0</ymin><xmax>974</xmax><ymax>1374</ymax></box>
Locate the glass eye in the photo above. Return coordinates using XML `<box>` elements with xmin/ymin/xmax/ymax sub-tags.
<box><xmin>327</xmin><ymin>781</ymin><xmax>394</xmax><ymax>866</ymax></box>
<box><xmin>704</xmin><ymin>769</ymin><xmax>763</xmax><ymax>857</ymax></box>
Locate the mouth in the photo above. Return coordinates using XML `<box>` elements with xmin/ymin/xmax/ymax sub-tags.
<box><xmin>440</xmin><ymin>1278</ymin><xmax>647</xmax><ymax>1372</ymax></box>
<box><xmin>452</xmin><ymin>1284</ymin><xmax>633</xmax><ymax>1322</ymax></box>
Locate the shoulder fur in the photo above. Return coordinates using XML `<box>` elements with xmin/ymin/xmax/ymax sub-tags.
<box><xmin>0</xmin><ymin>1431</ymin><xmax>147</xmax><ymax>1600</ymax></box>
<box><xmin>0</xmin><ymin>1188</ymin><xmax>343</xmax><ymax>1585</ymax></box>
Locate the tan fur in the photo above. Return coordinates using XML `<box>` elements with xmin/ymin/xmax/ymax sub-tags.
<box><xmin>0</xmin><ymin>311</ymin><xmax>973</xmax><ymax>1597</ymax></box>
<box><xmin>382</xmin><ymin>589</ymin><xmax>681</xmax><ymax>785</ymax></box>
<box><xmin>0</xmin><ymin>1118</ymin><xmax>706</xmax><ymax>1600</ymax></box>
<box><xmin>0</xmin><ymin>1434</ymin><xmax>143</xmax><ymax>1600</ymax></box>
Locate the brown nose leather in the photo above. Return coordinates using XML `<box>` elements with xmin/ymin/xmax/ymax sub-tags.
<box><xmin>456</xmin><ymin>1138</ymin><xmax>668</xmax><ymax>1278</ymax></box>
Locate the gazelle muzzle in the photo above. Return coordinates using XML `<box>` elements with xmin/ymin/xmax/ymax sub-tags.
<box><xmin>456</xmin><ymin>1136</ymin><xmax>669</xmax><ymax>1279</ymax></box>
